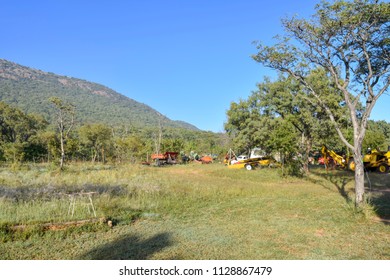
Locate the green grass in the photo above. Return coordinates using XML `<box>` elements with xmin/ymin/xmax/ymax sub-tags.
<box><xmin>0</xmin><ymin>163</ymin><xmax>389</xmax><ymax>259</ymax></box>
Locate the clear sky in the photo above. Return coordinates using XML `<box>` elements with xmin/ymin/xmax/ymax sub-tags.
<box><xmin>1</xmin><ymin>0</ymin><xmax>389</xmax><ymax>132</ymax></box>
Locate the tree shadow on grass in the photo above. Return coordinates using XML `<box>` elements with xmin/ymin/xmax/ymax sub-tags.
<box><xmin>309</xmin><ymin>167</ymin><xmax>390</xmax><ymax>225</ymax></box>
<box><xmin>369</xmin><ymin>190</ymin><xmax>390</xmax><ymax>225</ymax></box>
<box><xmin>309</xmin><ymin>166</ymin><xmax>353</xmax><ymax>204</ymax></box>
<box><xmin>365</xmin><ymin>172</ymin><xmax>390</xmax><ymax>225</ymax></box>
<box><xmin>79</xmin><ymin>232</ymin><xmax>173</xmax><ymax>260</ymax></box>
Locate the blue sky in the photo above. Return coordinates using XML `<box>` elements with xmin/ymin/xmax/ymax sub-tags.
<box><xmin>1</xmin><ymin>0</ymin><xmax>389</xmax><ymax>132</ymax></box>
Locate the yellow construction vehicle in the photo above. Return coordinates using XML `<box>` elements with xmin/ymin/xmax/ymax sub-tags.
<box><xmin>321</xmin><ymin>145</ymin><xmax>350</xmax><ymax>169</ymax></box>
<box><xmin>362</xmin><ymin>148</ymin><xmax>390</xmax><ymax>173</ymax></box>
<box><xmin>321</xmin><ymin>145</ymin><xmax>390</xmax><ymax>173</ymax></box>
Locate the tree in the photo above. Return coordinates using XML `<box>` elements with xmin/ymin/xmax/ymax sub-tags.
<box><xmin>268</xmin><ymin>118</ymin><xmax>301</xmax><ymax>176</ymax></box>
<box><xmin>79</xmin><ymin>123</ymin><xmax>112</xmax><ymax>163</ymax></box>
<box><xmin>153</xmin><ymin>114</ymin><xmax>164</xmax><ymax>155</ymax></box>
<box><xmin>114</xmin><ymin>135</ymin><xmax>146</xmax><ymax>163</ymax></box>
<box><xmin>224</xmin><ymin>98</ymin><xmax>263</xmax><ymax>154</ymax></box>
<box><xmin>253</xmin><ymin>0</ymin><xmax>390</xmax><ymax>207</ymax></box>
<box><xmin>0</xmin><ymin>101</ymin><xmax>47</xmax><ymax>162</ymax></box>
<box><xmin>161</xmin><ymin>138</ymin><xmax>185</xmax><ymax>153</ymax></box>
<box><xmin>363</xmin><ymin>120</ymin><xmax>390</xmax><ymax>151</ymax></box>
<box><xmin>225</xmin><ymin>71</ymin><xmax>349</xmax><ymax>174</ymax></box>
<box><xmin>225</xmin><ymin>95</ymin><xmax>304</xmax><ymax>175</ymax></box>
<box><xmin>256</xmin><ymin>72</ymin><xmax>350</xmax><ymax>173</ymax></box>
<box><xmin>49</xmin><ymin>97</ymin><xmax>75</xmax><ymax>170</ymax></box>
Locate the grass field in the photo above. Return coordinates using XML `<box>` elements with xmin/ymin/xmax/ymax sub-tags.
<box><xmin>0</xmin><ymin>163</ymin><xmax>389</xmax><ymax>260</ymax></box>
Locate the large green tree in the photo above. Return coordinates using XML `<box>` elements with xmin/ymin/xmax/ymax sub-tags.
<box><xmin>225</xmin><ymin>97</ymin><xmax>264</xmax><ymax>154</ymax></box>
<box><xmin>226</xmin><ymin>71</ymin><xmax>349</xmax><ymax>174</ymax></box>
<box><xmin>253</xmin><ymin>0</ymin><xmax>390</xmax><ymax>207</ymax></box>
<box><xmin>256</xmin><ymin>72</ymin><xmax>349</xmax><ymax>173</ymax></box>
<box><xmin>225</xmin><ymin>96</ymin><xmax>302</xmax><ymax>175</ymax></box>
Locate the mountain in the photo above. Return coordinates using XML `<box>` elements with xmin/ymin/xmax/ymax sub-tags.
<box><xmin>0</xmin><ymin>59</ymin><xmax>199</xmax><ymax>130</ymax></box>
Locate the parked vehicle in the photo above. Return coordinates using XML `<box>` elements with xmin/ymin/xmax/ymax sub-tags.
<box><xmin>321</xmin><ymin>145</ymin><xmax>351</xmax><ymax>169</ymax></box>
<box><xmin>237</xmin><ymin>155</ymin><xmax>248</xmax><ymax>161</ymax></box>
<box><xmin>361</xmin><ymin>147</ymin><xmax>390</xmax><ymax>173</ymax></box>
<box><xmin>321</xmin><ymin>145</ymin><xmax>390</xmax><ymax>173</ymax></box>
<box><xmin>151</xmin><ymin>152</ymin><xmax>179</xmax><ymax>166</ymax></box>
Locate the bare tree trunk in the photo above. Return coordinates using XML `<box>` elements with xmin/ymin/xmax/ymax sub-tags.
<box><xmin>60</xmin><ymin>130</ymin><xmax>65</xmax><ymax>170</ymax></box>
<box><xmin>155</xmin><ymin>116</ymin><xmax>163</xmax><ymax>154</ymax></box>
<box><xmin>354</xmin><ymin>157</ymin><xmax>365</xmax><ymax>206</ymax></box>
<box><xmin>47</xmin><ymin>145</ymin><xmax>50</xmax><ymax>163</ymax></box>
<box><xmin>49</xmin><ymin>97</ymin><xmax>75</xmax><ymax>171</ymax></box>
<box><xmin>92</xmin><ymin>148</ymin><xmax>97</xmax><ymax>163</ymax></box>
<box><xmin>353</xmin><ymin>138</ymin><xmax>365</xmax><ymax>207</ymax></box>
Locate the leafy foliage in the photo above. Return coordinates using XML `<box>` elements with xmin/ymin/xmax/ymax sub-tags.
<box><xmin>79</xmin><ymin>124</ymin><xmax>112</xmax><ymax>162</ymax></box>
<box><xmin>364</xmin><ymin>120</ymin><xmax>390</xmax><ymax>151</ymax></box>
<box><xmin>0</xmin><ymin>101</ymin><xmax>228</xmax><ymax>164</ymax></box>
<box><xmin>0</xmin><ymin>101</ymin><xmax>48</xmax><ymax>162</ymax></box>
<box><xmin>225</xmin><ymin>71</ymin><xmax>354</xmax><ymax>175</ymax></box>
<box><xmin>252</xmin><ymin>0</ymin><xmax>390</xmax><ymax>206</ymax></box>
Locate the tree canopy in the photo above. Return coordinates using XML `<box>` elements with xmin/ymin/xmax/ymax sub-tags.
<box><xmin>252</xmin><ymin>0</ymin><xmax>390</xmax><ymax>206</ymax></box>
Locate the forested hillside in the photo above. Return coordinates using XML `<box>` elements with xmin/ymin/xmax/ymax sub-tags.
<box><xmin>0</xmin><ymin>59</ymin><xmax>198</xmax><ymax>130</ymax></box>
<box><xmin>0</xmin><ymin>59</ymin><xmax>228</xmax><ymax>166</ymax></box>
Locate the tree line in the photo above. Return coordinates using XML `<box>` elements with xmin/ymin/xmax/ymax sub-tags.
<box><xmin>0</xmin><ymin>100</ymin><xmax>228</xmax><ymax>167</ymax></box>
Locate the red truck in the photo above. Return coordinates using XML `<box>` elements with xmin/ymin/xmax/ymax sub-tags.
<box><xmin>151</xmin><ymin>152</ymin><xmax>179</xmax><ymax>166</ymax></box>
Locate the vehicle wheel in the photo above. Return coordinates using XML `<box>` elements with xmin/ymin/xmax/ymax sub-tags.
<box><xmin>348</xmin><ymin>159</ymin><xmax>355</xmax><ymax>171</ymax></box>
<box><xmin>377</xmin><ymin>163</ymin><xmax>389</xmax><ymax>173</ymax></box>
<box><xmin>245</xmin><ymin>164</ymin><xmax>253</xmax><ymax>171</ymax></box>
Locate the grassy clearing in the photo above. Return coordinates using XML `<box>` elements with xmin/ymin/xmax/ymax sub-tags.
<box><xmin>0</xmin><ymin>163</ymin><xmax>389</xmax><ymax>259</ymax></box>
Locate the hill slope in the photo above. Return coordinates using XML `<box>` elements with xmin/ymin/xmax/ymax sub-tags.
<box><xmin>0</xmin><ymin>59</ymin><xmax>199</xmax><ymax>130</ymax></box>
